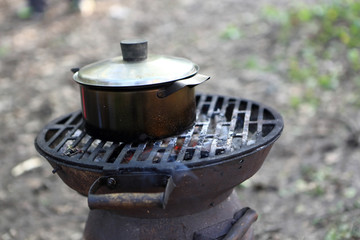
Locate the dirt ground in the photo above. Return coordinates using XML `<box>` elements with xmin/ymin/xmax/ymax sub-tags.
<box><xmin>1</xmin><ymin>0</ymin><xmax>360</xmax><ymax>239</ymax></box>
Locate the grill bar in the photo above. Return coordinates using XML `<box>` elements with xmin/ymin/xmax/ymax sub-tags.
<box><xmin>35</xmin><ymin>94</ymin><xmax>283</xmax><ymax>171</ymax></box>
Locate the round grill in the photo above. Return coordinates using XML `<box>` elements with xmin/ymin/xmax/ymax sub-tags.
<box><xmin>35</xmin><ymin>94</ymin><xmax>283</xmax><ymax>172</ymax></box>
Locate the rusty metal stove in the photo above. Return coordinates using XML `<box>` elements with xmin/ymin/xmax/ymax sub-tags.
<box><xmin>35</xmin><ymin>94</ymin><xmax>283</xmax><ymax>240</ymax></box>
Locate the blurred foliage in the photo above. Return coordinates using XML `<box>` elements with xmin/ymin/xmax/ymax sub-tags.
<box><xmin>0</xmin><ymin>45</ymin><xmax>10</xmax><ymax>58</ymax></box>
<box><xmin>279</xmin><ymin>162</ymin><xmax>360</xmax><ymax>239</ymax></box>
<box><xmin>325</xmin><ymin>220</ymin><xmax>360</xmax><ymax>240</ymax></box>
<box><xmin>220</xmin><ymin>24</ymin><xmax>243</xmax><ymax>40</ymax></box>
<box><xmin>16</xmin><ymin>6</ymin><xmax>33</xmax><ymax>20</ymax></box>
<box><xmin>263</xmin><ymin>0</ymin><xmax>360</xmax><ymax>108</ymax></box>
<box><xmin>296</xmin><ymin>165</ymin><xmax>333</xmax><ymax>197</ymax></box>
<box><xmin>244</xmin><ymin>56</ymin><xmax>260</xmax><ymax>70</ymax></box>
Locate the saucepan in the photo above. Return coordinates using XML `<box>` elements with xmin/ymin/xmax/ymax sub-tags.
<box><xmin>72</xmin><ymin>40</ymin><xmax>209</xmax><ymax>142</ymax></box>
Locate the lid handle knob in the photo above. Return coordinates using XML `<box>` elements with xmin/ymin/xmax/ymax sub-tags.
<box><xmin>120</xmin><ymin>40</ymin><xmax>148</xmax><ymax>62</ymax></box>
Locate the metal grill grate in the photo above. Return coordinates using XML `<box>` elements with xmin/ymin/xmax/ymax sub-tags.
<box><xmin>35</xmin><ymin>94</ymin><xmax>283</xmax><ymax>172</ymax></box>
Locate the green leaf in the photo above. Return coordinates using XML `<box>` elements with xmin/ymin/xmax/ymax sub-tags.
<box><xmin>220</xmin><ymin>25</ymin><xmax>242</xmax><ymax>40</ymax></box>
<box><xmin>344</xmin><ymin>187</ymin><xmax>357</xmax><ymax>199</ymax></box>
<box><xmin>262</xmin><ymin>6</ymin><xmax>289</xmax><ymax>24</ymax></box>
<box><xmin>244</xmin><ymin>57</ymin><xmax>259</xmax><ymax>69</ymax></box>
<box><xmin>297</xmin><ymin>8</ymin><xmax>313</xmax><ymax>22</ymax></box>
<box><xmin>290</xmin><ymin>96</ymin><xmax>301</xmax><ymax>109</ymax></box>
<box><xmin>17</xmin><ymin>6</ymin><xmax>33</xmax><ymax>20</ymax></box>
<box><xmin>347</xmin><ymin>48</ymin><xmax>360</xmax><ymax>70</ymax></box>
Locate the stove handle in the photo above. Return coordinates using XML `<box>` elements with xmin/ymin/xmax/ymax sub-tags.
<box><xmin>87</xmin><ymin>176</ymin><xmax>175</xmax><ymax>210</ymax></box>
<box><xmin>222</xmin><ymin>208</ymin><xmax>258</xmax><ymax>240</ymax></box>
<box><xmin>193</xmin><ymin>207</ymin><xmax>258</xmax><ymax>240</ymax></box>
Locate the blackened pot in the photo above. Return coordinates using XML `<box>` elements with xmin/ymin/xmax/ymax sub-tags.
<box><xmin>73</xmin><ymin>40</ymin><xmax>209</xmax><ymax>142</ymax></box>
<box><xmin>78</xmin><ymin>76</ymin><xmax>207</xmax><ymax>142</ymax></box>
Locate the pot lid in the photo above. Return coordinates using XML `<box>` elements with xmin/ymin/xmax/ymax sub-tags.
<box><xmin>73</xmin><ymin>40</ymin><xmax>199</xmax><ymax>87</ymax></box>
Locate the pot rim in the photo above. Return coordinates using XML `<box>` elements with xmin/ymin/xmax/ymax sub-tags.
<box><xmin>73</xmin><ymin>63</ymin><xmax>199</xmax><ymax>89</ymax></box>
<box><xmin>73</xmin><ymin>40</ymin><xmax>200</xmax><ymax>88</ymax></box>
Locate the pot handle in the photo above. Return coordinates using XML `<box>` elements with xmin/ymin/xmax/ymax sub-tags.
<box><xmin>70</xmin><ymin>68</ymin><xmax>80</xmax><ymax>73</ymax></box>
<box><xmin>157</xmin><ymin>74</ymin><xmax>210</xmax><ymax>98</ymax></box>
<box><xmin>88</xmin><ymin>175</ymin><xmax>175</xmax><ymax>210</ymax></box>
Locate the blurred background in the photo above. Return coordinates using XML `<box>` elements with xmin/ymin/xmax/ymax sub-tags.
<box><xmin>1</xmin><ymin>0</ymin><xmax>360</xmax><ymax>239</ymax></box>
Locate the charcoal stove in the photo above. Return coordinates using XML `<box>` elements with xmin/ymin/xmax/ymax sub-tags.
<box><xmin>35</xmin><ymin>93</ymin><xmax>283</xmax><ymax>240</ymax></box>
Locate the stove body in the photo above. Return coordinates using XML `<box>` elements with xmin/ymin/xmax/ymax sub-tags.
<box><xmin>84</xmin><ymin>192</ymin><xmax>257</xmax><ymax>240</ymax></box>
<box><xmin>35</xmin><ymin>94</ymin><xmax>283</xmax><ymax>240</ymax></box>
